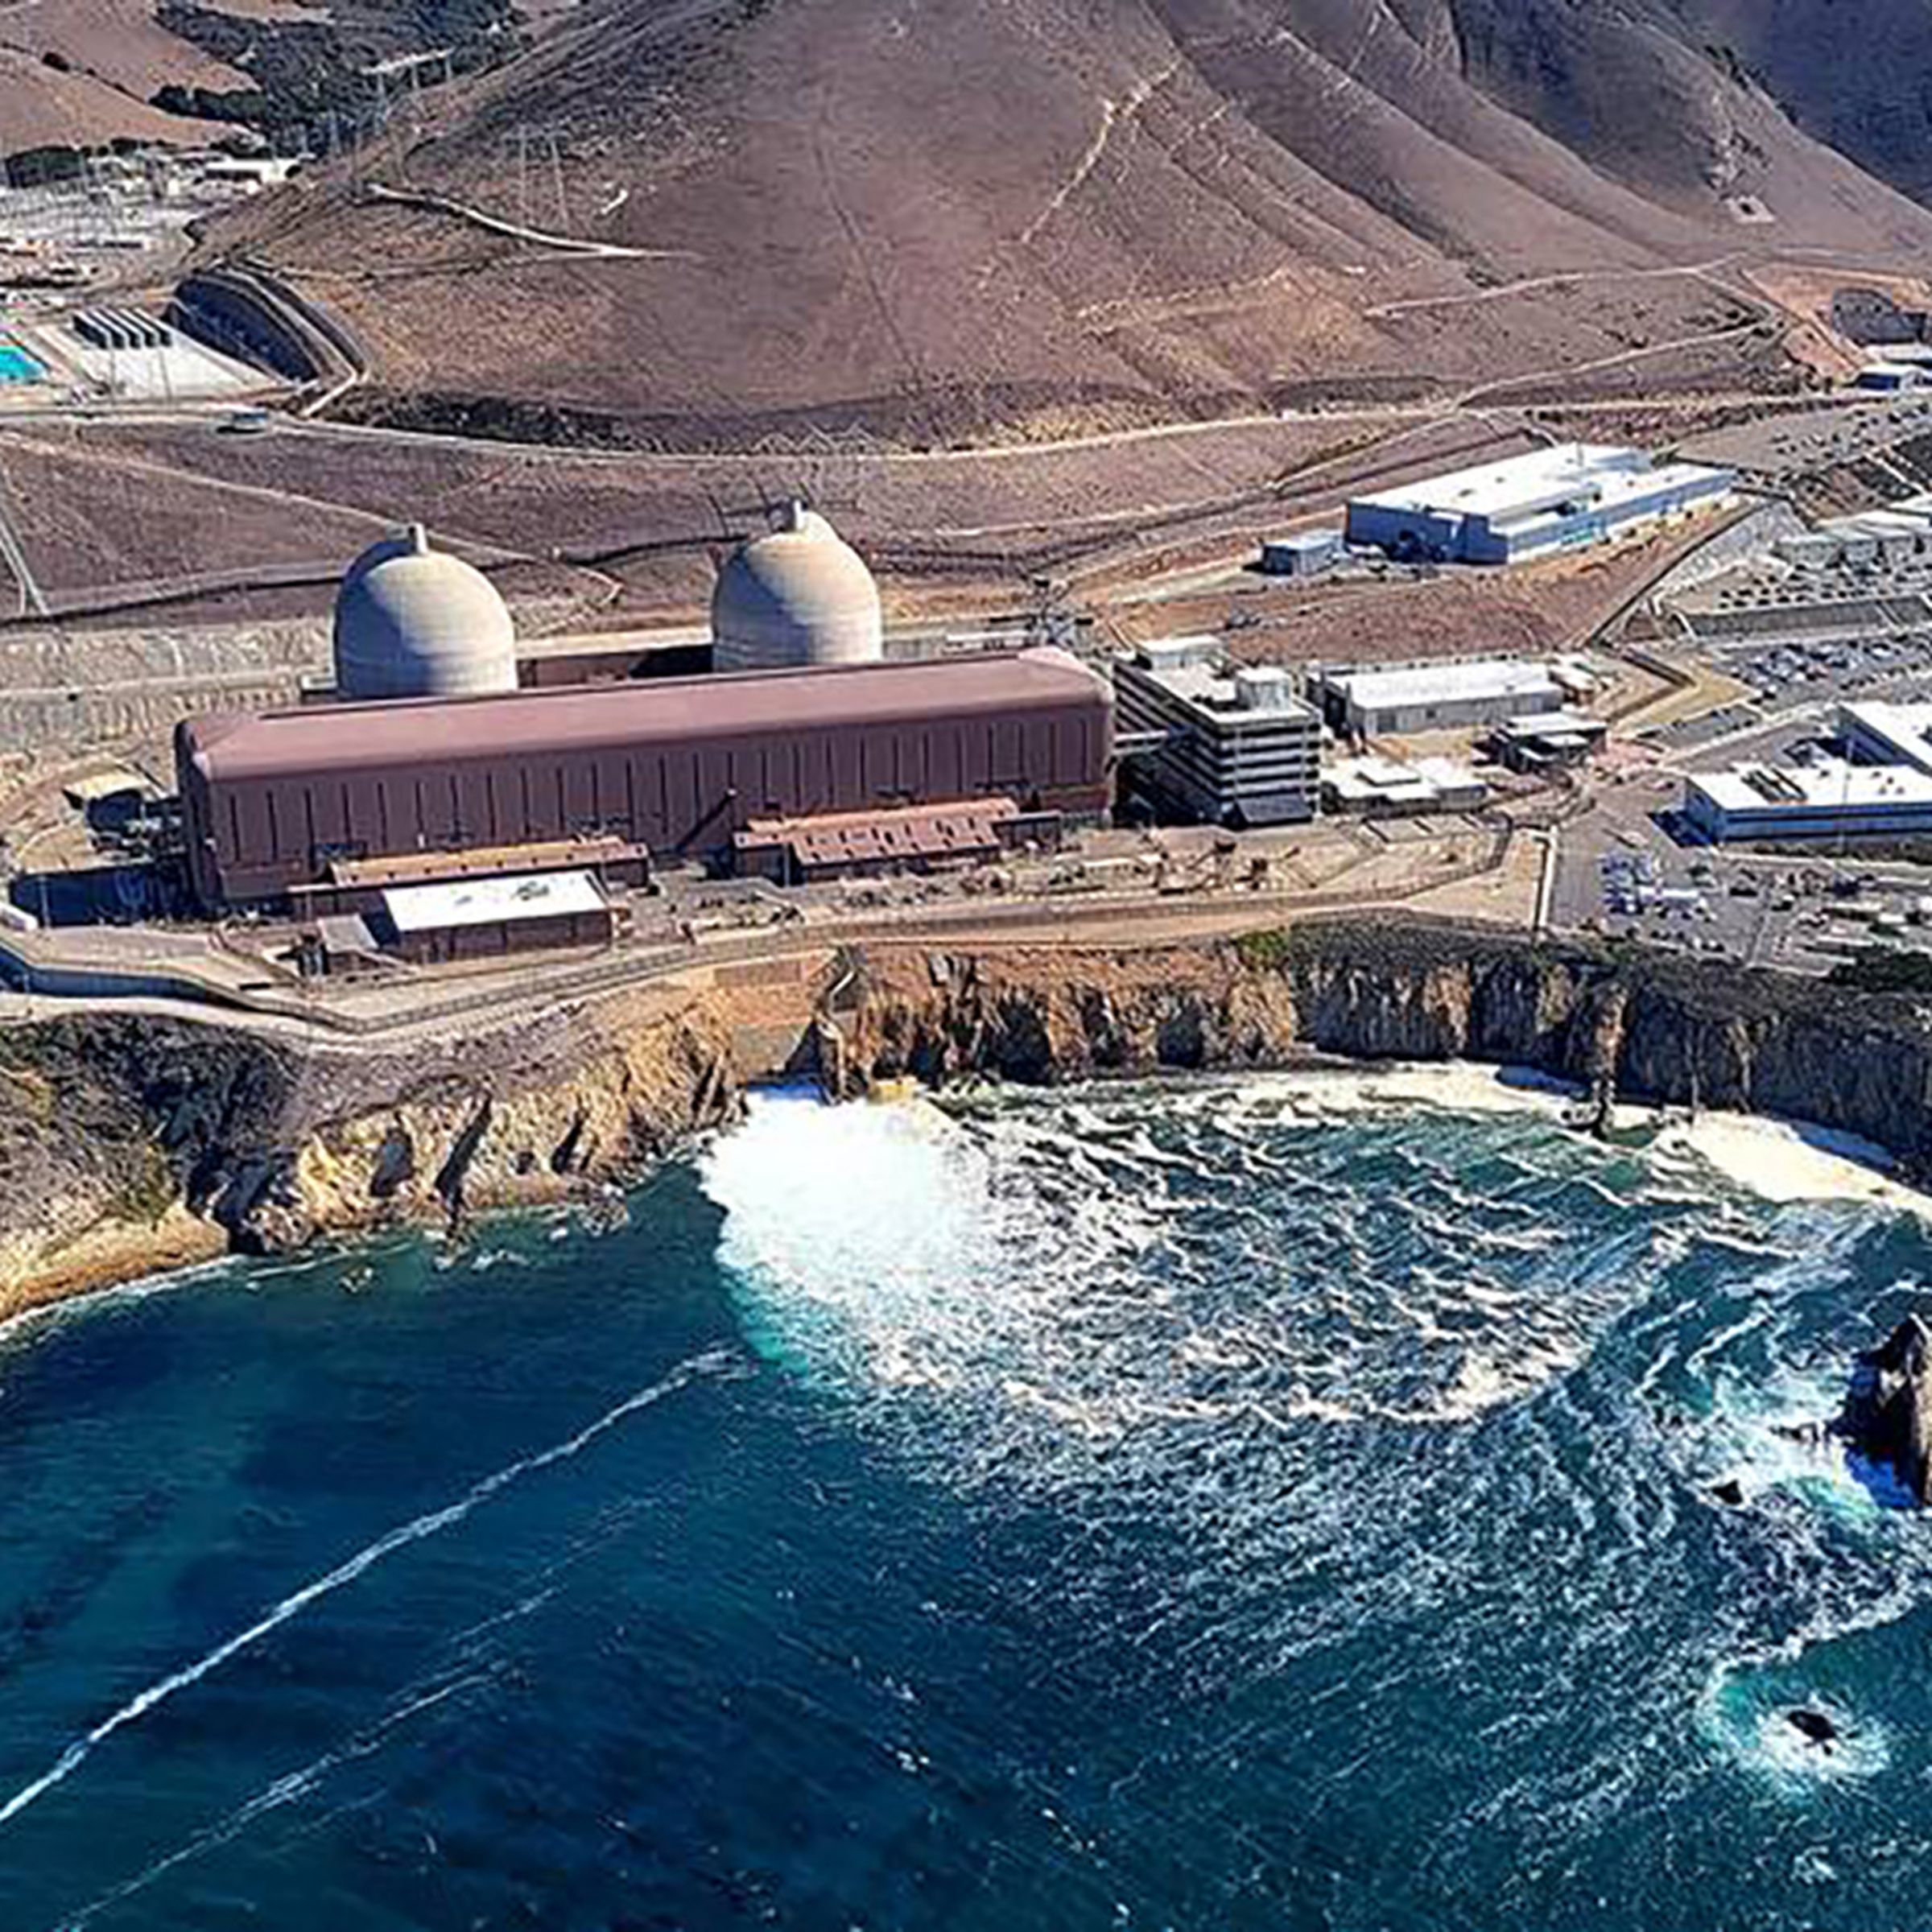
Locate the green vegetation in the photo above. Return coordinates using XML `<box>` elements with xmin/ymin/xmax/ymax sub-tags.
<box><xmin>1827</xmin><ymin>947</ymin><xmax>1932</xmax><ymax>995</ymax></box>
<box><xmin>110</xmin><ymin>1143</ymin><xmax>178</xmax><ymax>1229</ymax></box>
<box><xmin>155</xmin><ymin>0</ymin><xmax>522</xmax><ymax>146</ymax></box>
<box><xmin>1233</xmin><ymin>930</ymin><xmax>1294</xmax><ymax>972</ymax></box>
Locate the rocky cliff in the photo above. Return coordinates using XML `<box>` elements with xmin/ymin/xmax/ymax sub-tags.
<box><xmin>7</xmin><ymin>919</ymin><xmax>1932</xmax><ymax>1318</ymax></box>
<box><xmin>0</xmin><ymin>980</ymin><xmax>739</xmax><ymax>1319</ymax></box>
<box><xmin>832</xmin><ymin>923</ymin><xmax>1932</xmax><ymax>1172</ymax></box>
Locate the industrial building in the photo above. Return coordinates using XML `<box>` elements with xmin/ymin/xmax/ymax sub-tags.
<box><xmin>1685</xmin><ymin>761</ymin><xmax>1932</xmax><ymax>843</ymax></box>
<box><xmin>1113</xmin><ymin>639</ymin><xmax>1322</xmax><ymax>827</ymax></box>
<box><xmin>381</xmin><ymin>872</ymin><xmax>615</xmax><ymax>964</ymax></box>
<box><xmin>1491</xmin><ymin>710</ymin><xmax>1609</xmax><ymax>773</ymax></box>
<box><xmin>1309</xmin><ymin>658</ymin><xmax>1590</xmax><ymax>738</ymax></box>
<box><xmin>1345</xmin><ymin>445</ymin><xmax>1736</xmax><ymax>565</ymax></box>
<box><xmin>734</xmin><ymin>799</ymin><xmax>1038</xmax><ymax>884</ymax></box>
<box><xmin>1775</xmin><ymin>497</ymin><xmax>1932</xmax><ymax>571</ymax></box>
<box><xmin>1856</xmin><ymin>362</ymin><xmax>1932</xmax><ymax>394</ymax></box>
<box><xmin>711</xmin><ymin>502</ymin><xmax>884</xmax><ymax>673</ymax></box>
<box><xmin>323</xmin><ymin>507</ymin><xmax>886</xmax><ymax>704</ymax></box>
<box><xmin>1258</xmin><ymin>530</ymin><xmax>1342</xmax><ymax>578</ymax></box>
<box><xmin>176</xmin><ymin>649</ymin><xmax>1113</xmax><ymax>910</ymax></box>
<box><xmin>1685</xmin><ymin>702</ymin><xmax>1932</xmax><ymax>844</ymax></box>
<box><xmin>1840</xmin><ymin>700</ymin><xmax>1932</xmax><ymax>774</ymax></box>
<box><xmin>72</xmin><ymin>307</ymin><xmax>171</xmax><ymax>352</ymax></box>
<box><xmin>312</xmin><ymin>869</ymin><xmax>617</xmax><ymax>972</ymax></box>
<box><xmin>1323</xmin><ymin>755</ymin><xmax>1487</xmax><ymax>819</ymax></box>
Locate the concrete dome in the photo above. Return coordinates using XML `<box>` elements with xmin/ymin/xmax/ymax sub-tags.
<box><xmin>712</xmin><ymin>502</ymin><xmax>884</xmax><ymax>673</ymax></box>
<box><xmin>332</xmin><ymin>525</ymin><xmax>518</xmax><ymax>702</ymax></box>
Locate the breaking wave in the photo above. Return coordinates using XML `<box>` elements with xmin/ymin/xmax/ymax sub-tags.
<box><xmin>705</xmin><ymin>1072</ymin><xmax>1932</xmax><ymax>1847</ymax></box>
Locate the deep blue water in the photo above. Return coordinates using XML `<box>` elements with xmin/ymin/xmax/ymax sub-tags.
<box><xmin>1</xmin><ymin>1077</ymin><xmax>1930</xmax><ymax>1929</ymax></box>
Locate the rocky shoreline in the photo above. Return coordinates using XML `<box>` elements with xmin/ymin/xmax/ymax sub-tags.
<box><xmin>6</xmin><ymin>919</ymin><xmax>1932</xmax><ymax>1319</ymax></box>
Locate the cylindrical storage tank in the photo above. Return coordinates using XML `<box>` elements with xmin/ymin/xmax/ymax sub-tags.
<box><xmin>332</xmin><ymin>525</ymin><xmax>519</xmax><ymax>701</ymax></box>
<box><xmin>711</xmin><ymin>502</ymin><xmax>884</xmax><ymax>673</ymax></box>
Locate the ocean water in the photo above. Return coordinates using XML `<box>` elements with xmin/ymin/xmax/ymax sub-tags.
<box><xmin>1</xmin><ymin>1075</ymin><xmax>1930</xmax><ymax>1928</ymax></box>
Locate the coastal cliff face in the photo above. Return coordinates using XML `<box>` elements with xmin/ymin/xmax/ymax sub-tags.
<box><xmin>0</xmin><ymin>984</ymin><xmax>739</xmax><ymax>1318</ymax></box>
<box><xmin>6</xmin><ymin>919</ymin><xmax>1932</xmax><ymax>1316</ymax></box>
<box><xmin>835</xmin><ymin>924</ymin><xmax>1932</xmax><ymax>1173</ymax></box>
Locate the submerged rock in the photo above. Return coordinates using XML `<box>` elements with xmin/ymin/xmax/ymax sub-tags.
<box><xmin>1710</xmin><ymin>1478</ymin><xmax>1745</xmax><ymax>1508</ymax></box>
<box><xmin>1835</xmin><ymin>1314</ymin><xmax>1932</xmax><ymax>1504</ymax></box>
<box><xmin>1785</xmin><ymin>1707</ymin><xmax>1839</xmax><ymax>1750</ymax></box>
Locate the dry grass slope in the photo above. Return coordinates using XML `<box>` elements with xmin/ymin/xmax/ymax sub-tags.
<box><xmin>196</xmin><ymin>0</ymin><xmax>1932</xmax><ymax>447</ymax></box>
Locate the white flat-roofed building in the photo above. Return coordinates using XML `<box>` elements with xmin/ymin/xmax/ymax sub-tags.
<box><xmin>1685</xmin><ymin>759</ymin><xmax>1932</xmax><ymax>843</ymax></box>
<box><xmin>1492</xmin><ymin>708</ymin><xmax>1610</xmax><ymax>772</ymax></box>
<box><xmin>1324</xmin><ymin>753</ymin><xmax>1488</xmax><ymax>818</ymax></box>
<box><xmin>378</xmin><ymin>869</ymin><xmax>614</xmax><ymax>961</ymax></box>
<box><xmin>1839</xmin><ymin>700</ymin><xmax>1932</xmax><ymax>774</ymax></box>
<box><xmin>1114</xmin><ymin>639</ymin><xmax>1322</xmax><ymax>827</ymax></box>
<box><xmin>1310</xmin><ymin>658</ymin><xmax>1570</xmax><ymax>737</ymax></box>
<box><xmin>1346</xmin><ymin>444</ymin><xmax>1736</xmax><ymax>565</ymax></box>
<box><xmin>1259</xmin><ymin>530</ymin><xmax>1342</xmax><ymax>577</ymax></box>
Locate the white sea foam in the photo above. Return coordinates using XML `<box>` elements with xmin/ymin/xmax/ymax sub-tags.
<box><xmin>1698</xmin><ymin>1664</ymin><xmax>1893</xmax><ymax>1794</ymax></box>
<box><xmin>704</xmin><ymin>1079</ymin><xmax>1699</xmax><ymax>1470</ymax></box>
<box><xmin>704</xmin><ymin>1070</ymin><xmax>1932</xmax><ymax>1782</ymax></box>
<box><xmin>0</xmin><ymin>1347</ymin><xmax>738</xmax><ymax>1835</ymax></box>
<box><xmin>1239</xmin><ymin>1060</ymin><xmax>1931</xmax><ymax>1213</ymax></box>
<box><xmin>1657</xmin><ymin>1113</ymin><xmax>1932</xmax><ymax>1212</ymax></box>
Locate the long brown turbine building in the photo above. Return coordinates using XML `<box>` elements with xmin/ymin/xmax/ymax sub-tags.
<box><xmin>176</xmin><ymin>649</ymin><xmax>1116</xmax><ymax>910</ymax></box>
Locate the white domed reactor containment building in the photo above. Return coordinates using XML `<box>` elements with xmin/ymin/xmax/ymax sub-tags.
<box><xmin>332</xmin><ymin>526</ymin><xmax>520</xmax><ymax>702</ymax></box>
<box><xmin>711</xmin><ymin>502</ymin><xmax>885</xmax><ymax>674</ymax></box>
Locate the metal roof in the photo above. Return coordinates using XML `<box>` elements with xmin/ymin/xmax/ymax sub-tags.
<box><xmin>1328</xmin><ymin>659</ymin><xmax>1562</xmax><ymax>711</ymax></box>
<box><xmin>738</xmin><ymin>797</ymin><xmax>1017</xmax><ymax>867</ymax></box>
<box><xmin>1495</xmin><ymin>708</ymin><xmax>1608</xmax><ymax>741</ymax></box>
<box><xmin>381</xmin><ymin>869</ymin><xmax>609</xmax><ymax>934</ymax></box>
<box><xmin>1691</xmin><ymin>759</ymin><xmax>1932</xmax><ymax>813</ymax></box>
<box><xmin>1352</xmin><ymin>444</ymin><xmax>1732</xmax><ymax>526</ymax></box>
<box><xmin>184</xmin><ymin>649</ymin><xmax>1108</xmax><ymax>782</ymax></box>
<box><xmin>1840</xmin><ymin>700</ymin><xmax>1932</xmax><ymax>774</ymax></box>
<box><xmin>1352</xmin><ymin>444</ymin><xmax>1638</xmax><ymax>518</ymax></box>
<box><xmin>327</xmin><ymin>836</ymin><xmax>648</xmax><ymax>889</ymax></box>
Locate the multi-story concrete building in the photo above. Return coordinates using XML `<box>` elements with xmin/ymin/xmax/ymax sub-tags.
<box><xmin>1113</xmin><ymin>639</ymin><xmax>1322</xmax><ymax>827</ymax></box>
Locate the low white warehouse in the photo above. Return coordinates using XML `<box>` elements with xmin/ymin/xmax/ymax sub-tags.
<box><xmin>1311</xmin><ymin>658</ymin><xmax>1591</xmax><ymax>737</ymax></box>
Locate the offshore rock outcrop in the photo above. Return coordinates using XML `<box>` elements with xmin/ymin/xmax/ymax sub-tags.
<box><xmin>1835</xmin><ymin>1315</ymin><xmax>1932</xmax><ymax>1504</ymax></box>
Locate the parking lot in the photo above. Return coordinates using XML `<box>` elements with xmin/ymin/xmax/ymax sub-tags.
<box><xmin>1712</xmin><ymin>628</ymin><xmax>1932</xmax><ymax>702</ymax></box>
<box><xmin>1686</xmin><ymin>396</ymin><xmax>1932</xmax><ymax>477</ymax></box>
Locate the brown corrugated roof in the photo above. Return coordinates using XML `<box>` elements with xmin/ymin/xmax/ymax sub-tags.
<box><xmin>737</xmin><ymin>797</ymin><xmax>1018</xmax><ymax>866</ymax></box>
<box><xmin>184</xmin><ymin>650</ymin><xmax>1108</xmax><ymax>781</ymax></box>
<box><xmin>321</xmin><ymin>836</ymin><xmax>649</xmax><ymax>889</ymax></box>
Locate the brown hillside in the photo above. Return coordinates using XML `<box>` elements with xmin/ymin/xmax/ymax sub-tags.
<box><xmin>211</xmin><ymin>0</ymin><xmax>1932</xmax><ymax>446</ymax></box>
